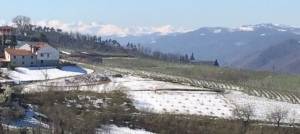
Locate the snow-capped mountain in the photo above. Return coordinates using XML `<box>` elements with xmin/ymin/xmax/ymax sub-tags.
<box><xmin>101</xmin><ymin>23</ymin><xmax>300</xmax><ymax>73</ymax></box>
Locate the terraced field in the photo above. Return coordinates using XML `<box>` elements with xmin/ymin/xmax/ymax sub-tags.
<box><xmin>61</xmin><ymin>59</ymin><xmax>300</xmax><ymax>104</ymax></box>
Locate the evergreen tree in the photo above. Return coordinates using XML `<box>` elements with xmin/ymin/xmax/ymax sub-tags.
<box><xmin>179</xmin><ymin>56</ymin><xmax>184</xmax><ymax>62</ymax></box>
<box><xmin>184</xmin><ymin>54</ymin><xmax>189</xmax><ymax>63</ymax></box>
<box><xmin>214</xmin><ymin>59</ymin><xmax>219</xmax><ymax>67</ymax></box>
<box><xmin>29</xmin><ymin>37</ymin><xmax>40</xmax><ymax>42</ymax></box>
<box><xmin>9</xmin><ymin>35</ymin><xmax>17</xmax><ymax>46</ymax></box>
<box><xmin>39</xmin><ymin>33</ymin><xmax>49</xmax><ymax>43</ymax></box>
<box><xmin>190</xmin><ymin>53</ymin><xmax>195</xmax><ymax>60</ymax></box>
<box><xmin>1</xmin><ymin>34</ymin><xmax>6</xmax><ymax>46</ymax></box>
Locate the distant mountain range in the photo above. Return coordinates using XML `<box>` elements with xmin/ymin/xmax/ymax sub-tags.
<box><xmin>102</xmin><ymin>23</ymin><xmax>300</xmax><ymax>74</ymax></box>
<box><xmin>232</xmin><ymin>39</ymin><xmax>300</xmax><ymax>74</ymax></box>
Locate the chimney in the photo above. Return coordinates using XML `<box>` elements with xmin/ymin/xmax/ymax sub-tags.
<box><xmin>30</xmin><ymin>45</ymin><xmax>33</xmax><ymax>53</ymax></box>
<box><xmin>31</xmin><ymin>45</ymin><xmax>36</xmax><ymax>53</ymax></box>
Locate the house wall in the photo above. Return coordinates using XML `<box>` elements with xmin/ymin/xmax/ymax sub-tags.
<box><xmin>0</xmin><ymin>28</ymin><xmax>13</xmax><ymax>35</ymax></box>
<box><xmin>9</xmin><ymin>55</ymin><xmax>37</xmax><ymax>67</ymax></box>
<box><xmin>17</xmin><ymin>44</ymin><xmax>31</xmax><ymax>51</ymax></box>
<box><xmin>36</xmin><ymin>46</ymin><xmax>59</xmax><ymax>61</ymax></box>
<box><xmin>4</xmin><ymin>51</ymin><xmax>10</xmax><ymax>61</ymax></box>
<box><xmin>36</xmin><ymin>45</ymin><xmax>59</xmax><ymax>66</ymax></box>
<box><xmin>37</xmin><ymin>60</ymin><xmax>59</xmax><ymax>66</ymax></box>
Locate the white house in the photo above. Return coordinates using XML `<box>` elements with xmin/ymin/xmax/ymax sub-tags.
<box><xmin>3</xmin><ymin>42</ymin><xmax>59</xmax><ymax>67</ymax></box>
<box><xmin>35</xmin><ymin>44</ymin><xmax>60</xmax><ymax>66</ymax></box>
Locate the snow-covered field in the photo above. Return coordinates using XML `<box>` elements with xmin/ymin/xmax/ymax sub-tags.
<box><xmin>131</xmin><ymin>91</ymin><xmax>232</xmax><ymax>117</ymax></box>
<box><xmin>22</xmin><ymin>71</ymin><xmax>300</xmax><ymax>123</ymax></box>
<box><xmin>2</xmin><ymin>66</ymin><xmax>93</xmax><ymax>82</ymax></box>
<box><xmin>225</xmin><ymin>91</ymin><xmax>300</xmax><ymax>122</ymax></box>
<box><xmin>7</xmin><ymin>63</ymin><xmax>298</xmax><ymax>133</ymax></box>
<box><xmin>23</xmin><ymin>74</ymin><xmax>206</xmax><ymax>92</ymax></box>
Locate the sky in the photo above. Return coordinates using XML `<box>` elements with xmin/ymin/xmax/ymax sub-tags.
<box><xmin>1</xmin><ymin>0</ymin><xmax>300</xmax><ymax>36</ymax></box>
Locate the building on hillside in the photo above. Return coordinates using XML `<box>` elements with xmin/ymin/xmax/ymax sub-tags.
<box><xmin>0</xmin><ymin>26</ymin><xmax>16</xmax><ymax>35</ymax></box>
<box><xmin>4</xmin><ymin>49</ymin><xmax>37</xmax><ymax>67</ymax></box>
<box><xmin>2</xmin><ymin>42</ymin><xmax>59</xmax><ymax>67</ymax></box>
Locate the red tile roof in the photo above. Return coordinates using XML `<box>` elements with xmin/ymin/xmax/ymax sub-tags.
<box><xmin>37</xmin><ymin>43</ymin><xmax>49</xmax><ymax>50</ymax></box>
<box><xmin>5</xmin><ymin>48</ymin><xmax>35</xmax><ymax>56</ymax></box>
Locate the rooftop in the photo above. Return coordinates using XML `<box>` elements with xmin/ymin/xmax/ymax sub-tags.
<box><xmin>5</xmin><ymin>48</ymin><xmax>35</xmax><ymax>56</ymax></box>
<box><xmin>0</xmin><ymin>26</ymin><xmax>14</xmax><ymax>29</ymax></box>
<box><xmin>37</xmin><ymin>43</ymin><xmax>49</xmax><ymax>50</ymax></box>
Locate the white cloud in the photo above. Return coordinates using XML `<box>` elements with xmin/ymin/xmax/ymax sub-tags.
<box><xmin>36</xmin><ymin>20</ymin><xmax>47</xmax><ymax>27</ymax></box>
<box><xmin>151</xmin><ymin>25</ymin><xmax>172</xmax><ymax>34</ymax></box>
<box><xmin>0</xmin><ymin>20</ymin><xmax>6</xmax><ymax>26</ymax></box>
<box><xmin>98</xmin><ymin>24</ymin><xmax>130</xmax><ymax>37</ymax></box>
<box><xmin>0</xmin><ymin>20</ymin><xmax>16</xmax><ymax>27</ymax></box>
<box><xmin>1</xmin><ymin>19</ymin><xmax>189</xmax><ymax>36</ymax></box>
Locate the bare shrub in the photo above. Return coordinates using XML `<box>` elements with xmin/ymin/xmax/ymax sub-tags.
<box><xmin>112</xmin><ymin>73</ymin><xmax>123</xmax><ymax>78</ymax></box>
<box><xmin>233</xmin><ymin>104</ymin><xmax>254</xmax><ymax>128</ymax></box>
<box><xmin>267</xmin><ymin>106</ymin><xmax>289</xmax><ymax>127</ymax></box>
<box><xmin>2</xmin><ymin>103</ymin><xmax>25</xmax><ymax>132</ymax></box>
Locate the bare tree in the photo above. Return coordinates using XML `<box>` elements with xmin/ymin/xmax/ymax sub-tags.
<box><xmin>12</xmin><ymin>15</ymin><xmax>31</xmax><ymax>35</ymax></box>
<box><xmin>267</xmin><ymin>106</ymin><xmax>289</xmax><ymax>127</ymax></box>
<box><xmin>233</xmin><ymin>104</ymin><xmax>255</xmax><ymax>134</ymax></box>
<box><xmin>42</xmin><ymin>69</ymin><xmax>49</xmax><ymax>80</ymax></box>
<box><xmin>233</xmin><ymin>104</ymin><xmax>254</xmax><ymax>128</ymax></box>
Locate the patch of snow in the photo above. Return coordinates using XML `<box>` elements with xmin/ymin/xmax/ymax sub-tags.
<box><xmin>200</xmin><ymin>33</ymin><xmax>205</xmax><ymax>36</ymax></box>
<box><xmin>60</xmin><ymin>51</ymin><xmax>71</xmax><ymax>55</ymax></box>
<box><xmin>229</xmin><ymin>26</ymin><xmax>254</xmax><ymax>32</ymax></box>
<box><xmin>3</xmin><ymin>104</ymin><xmax>49</xmax><ymax>128</ymax></box>
<box><xmin>3</xmin><ymin>66</ymin><xmax>93</xmax><ymax>82</ymax></box>
<box><xmin>213</xmin><ymin>29</ymin><xmax>221</xmax><ymax>33</ymax></box>
<box><xmin>81</xmin><ymin>52</ymin><xmax>90</xmax><ymax>54</ymax></box>
<box><xmin>224</xmin><ymin>91</ymin><xmax>300</xmax><ymax>123</ymax></box>
<box><xmin>97</xmin><ymin>124</ymin><xmax>155</xmax><ymax>134</ymax></box>
<box><xmin>150</xmin><ymin>40</ymin><xmax>156</xmax><ymax>44</ymax></box>
<box><xmin>238</xmin><ymin>26</ymin><xmax>254</xmax><ymax>31</ymax></box>
<box><xmin>278</xmin><ymin>29</ymin><xmax>287</xmax><ymax>32</ymax></box>
<box><xmin>130</xmin><ymin>91</ymin><xmax>232</xmax><ymax>118</ymax></box>
<box><xmin>260</xmin><ymin>34</ymin><xmax>266</xmax><ymax>36</ymax></box>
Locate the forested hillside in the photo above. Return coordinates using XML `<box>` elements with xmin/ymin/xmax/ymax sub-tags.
<box><xmin>8</xmin><ymin>17</ymin><xmax>187</xmax><ymax>63</ymax></box>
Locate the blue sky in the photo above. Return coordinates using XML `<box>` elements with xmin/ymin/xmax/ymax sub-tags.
<box><xmin>1</xmin><ymin>0</ymin><xmax>299</xmax><ymax>36</ymax></box>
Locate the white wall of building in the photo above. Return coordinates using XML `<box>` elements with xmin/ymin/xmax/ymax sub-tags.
<box><xmin>36</xmin><ymin>45</ymin><xmax>59</xmax><ymax>60</ymax></box>
<box><xmin>17</xmin><ymin>44</ymin><xmax>31</xmax><ymax>51</ymax></box>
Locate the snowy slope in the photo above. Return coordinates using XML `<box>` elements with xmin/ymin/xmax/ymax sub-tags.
<box><xmin>3</xmin><ymin>66</ymin><xmax>93</xmax><ymax>82</ymax></box>
<box><xmin>22</xmin><ymin>68</ymin><xmax>300</xmax><ymax>123</ymax></box>
<box><xmin>97</xmin><ymin>124</ymin><xmax>155</xmax><ymax>134</ymax></box>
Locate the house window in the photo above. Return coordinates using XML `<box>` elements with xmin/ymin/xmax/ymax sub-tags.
<box><xmin>22</xmin><ymin>62</ymin><xmax>24</xmax><ymax>64</ymax></box>
<box><xmin>31</xmin><ymin>56</ymin><xmax>33</xmax><ymax>59</ymax></box>
<box><xmin>41</xmin><ymin>60</ymin><xmax>43</xmax><ymax>63</ymax></box>
<box><xmin>22</xmin><ymin>56</ymin><xmax>24</xmax><ymax>59</ymax></box>
<box><xmin>47</xmin><ymin>53</ymin><xmax>49</xmax><ymax>58</ymax></box>
<box><xmin>40</xmin><ymin>53</ymin><xmax>44</xmax><ymax>57</ymax></box>
<box><xmin>14</xmin><ymin>56</ymin><xmax>16</xmax><ymax>59</ymax></box>
<box><xmin>31</xmin><ymin>62</ymin><xmax>33</xmax><ymax>64</ymax></box>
